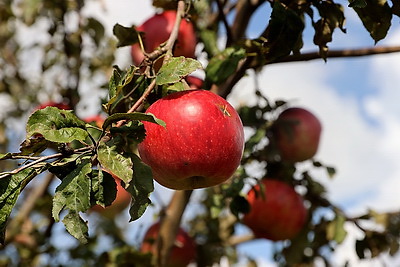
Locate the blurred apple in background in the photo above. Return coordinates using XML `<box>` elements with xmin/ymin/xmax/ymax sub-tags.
<box><xmin>271</xmin><ymin>107</ymin><xmax>322</xmax><ymax>162</ymax></box>
<box><xmin>141</xmin><ymin>221</ymin><xmax>197</xmax><ymax>267</ymax></box>
<box><xmin>243</xmin><ymin>178</ymin><xmax>307</xmax><ymax>241</ymax></box>
<box><xmin>131</xmin><ymin>10</ymin><xmax>197</xmax><ymax>71</ymax></box>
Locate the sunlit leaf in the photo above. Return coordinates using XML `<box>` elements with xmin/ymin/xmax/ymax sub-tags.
<box><xmin>97</xmin><ymin>137</ymin><xmax>134</xmax><ymax>185</ymax></box>
<box><xmin>27</xmin><ymin>107</ymin><xmax>88</xmax><ymax>143</ymax></box>
<box><xmin>327</xmin><ymin>214</ymin><xmax>347</xmax><ymax>244</ymax></box>
<box><xmin>156</xmin><ymin>57</ymin><xmax>202</xmax><ymax>85</ymax></box>
<box><xmin>52</xmin><ymin>158</ymin><xmax>92</xmax><ymax>221</ymax></box>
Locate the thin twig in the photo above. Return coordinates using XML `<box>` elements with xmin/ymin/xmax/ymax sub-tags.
<box><xmin>0</xmin><ymin>147</ymin><xmax>92</xmax><ymax>180</ymax></box>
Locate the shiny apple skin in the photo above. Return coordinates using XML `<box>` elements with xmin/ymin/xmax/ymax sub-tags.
<box><xmin>138</xmin><ymin>90</ymin><xmax>244</xmax><ymax>190</ymax></box>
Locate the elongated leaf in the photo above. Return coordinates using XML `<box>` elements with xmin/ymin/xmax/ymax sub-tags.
<box><xmin>52</xmin><ymin>158</ymin><xmax>92</xmax><ymax>221</ymax></box>
<box><xmin>97</xmin><ymin>138</ymin><xmax>134</xmax><ymax>185</ymax></box>
<box><xmin>27</xmin><ymin>107</ymin><xmax>88</xmax><ymax>143</ymax></box>
<box><xmin>103</xmin><ymin>112</ymin><xmax>165</xmax><ymax>130</ymax></box>
<box><xmin>156</xmin><ymin>57</ymin><xmax>202</xmax><ymax>85</ymax></box>
<box><xmin>128</xmin><ymin>153</ymin><xmax>154</xmax><ymax>221</ymax></box>
<box><xmin>205</xmin><ymin>47</ymin><xmax>246</xmax><ymax>85</ymax></box>
<box><xmin>0</xmin><ymin>168</ymin><xmax>38</xmax><ymax>244</ymax></box>
<box><xmin>263</xmin><ymin>1</ymin><xmax>304</xmax><ymax>61</ymax></box>
<box><xmin>62</xmin><ymin>211</ymin><xmax>89</xmax><ymax>244</ymax></box>
<box><xmin>351</xmin><ymin>0</ymin><xmax>392</xmax><ymax>43</ymax></box>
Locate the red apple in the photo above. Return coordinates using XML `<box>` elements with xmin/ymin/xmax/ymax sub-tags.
<box><xmin>138</xmin><ymin>89</ymin><xmax>244</xmax><ymax>190</ymax></box>
<box><xmin>131</xmin><ymin>11</ymin><xmax>196</xmax><ymax>70</ymax></box>
<box><xmin>35</xmin><ymin>101</ymin><xmax>70</xmax><ymax>111</ymax></box>
<box><xmin>141</xmin><ymin>222</ymin><xmax>196</xmax><ymax>267</ymax></box>
<box><xmin>186</xmin><ymin>75</ymin><xmax>203</xmax><ymax>89</ymax></box>
<box><xmin>243</xmin><ymin>179</ymin><xmax>307</xmax><ymax>241</ymax></box>
<box><xmin>272</xmin><ymin>107</ymin><xmax>322</xmax><ymax>162</ymax></box>
<box><xmin>90</xmin><ymin>174</ymin><xmax>131</xmax><ymax>218</ymax></box>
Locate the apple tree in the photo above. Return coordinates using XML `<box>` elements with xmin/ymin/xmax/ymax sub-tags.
<box><xmin>1</xmin><ymin>0</ymin><xmax>400</xmax><ymax>266</ymax></box>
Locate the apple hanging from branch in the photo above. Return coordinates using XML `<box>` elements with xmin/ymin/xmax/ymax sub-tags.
<box><xmin>138</xmin><ymin>89</ymin><xmax>245</xmax><ymax>190</ymax></box>
<box><xmin>131</xmin><ymin>10</ymin><xmax>197</xmax><ymax>70</ymax></box>
<box><xmin>141</xmin><ymin>221</ymin><xmax>197</xmax><ymax>267</ymax></box>
<box><xmin>243</xmin><ymin>178</ymin><xmax>307</xmax><ymax>241</ymax></box>
<box><xmin>271</xmin><ymin>107</ymin><xmax>322</xmax><ymax>163</ymax></box>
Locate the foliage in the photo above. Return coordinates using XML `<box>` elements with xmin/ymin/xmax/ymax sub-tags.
<box><xmin>1</xmin><ymin>0</ymin><xmax>400</xmax><ymax>266</ymax></box>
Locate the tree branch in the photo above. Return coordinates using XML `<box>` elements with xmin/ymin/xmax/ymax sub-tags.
<box><xmin>5</xmin><ymin>172</ymin><xmax>55</xmax><ymax>243</ymax></box>
<box><xmin>157</xmin><ymin>190</ymin><xmax>193</xmax><ymax>267</ymax></box>
<box><xmin>273</xmin><ymin>45</ymin><xmax>400</xmax><ymax>64</ymax></box>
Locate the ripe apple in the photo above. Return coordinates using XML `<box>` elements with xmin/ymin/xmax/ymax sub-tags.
<box><xmin>141</xmin><ymin>222</ymin><xmax>196</xmax><ymax>267</ymax></box>
<box><xmin>271</xmin><ymin>107</ymin><xmax>322</xmax><ymax>162</ymax></box>
<box><xmin>138</xmin><ymin>89</ymin><xmax>244</xmax><ymax>190</ymax></box>
<box><xmin>186</xmin><ymin>75</ymin><xmax>203</xmax><ymax>89</ymax></box>
<box><xmin>131</xmin><ymin>10</ymin><xmax>196</xmax><ymax>70</ymax></box>
<box><xmin>90</xmin><ymin>174</ymin><xmax>131</xmax><ymax>218</ymax></box>
<box><xmin>35</xmin><ymin>101</ymin><xmax>70</xmax><ymax>111</ymax></box>
<box><xmin>243</xmin><ymin>179</ymin><xmax>307</xmax><ymax>241</ymax></box>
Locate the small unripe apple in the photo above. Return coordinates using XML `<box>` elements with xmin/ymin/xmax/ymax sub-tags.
<box><xmin>138</xmin><ymin>89</ymin><xmax>244</xmax><ymax>190</ymax></box>
<box><xmin>90</xmin><ymin>174</ymin><xmax>131</xmax><ymax>219</ymax></box>
<box><xmin>272</xmin><ymin>107</ymin><xmax>322</xmax><ymax>162</ymax></box>
<box><xmin>141</xmin><ymin>222</ymin><xmax>196</xmax><ymax>267</ymax></box>
<box><xmin>243</xmin><ymin>179</ymin><xmax>307</xmax><ymax>241</ymax></box>
<box><xmin>131</xmin><ymin>10</ymin><xmax>196</xmax><ymax>70</ymax></box>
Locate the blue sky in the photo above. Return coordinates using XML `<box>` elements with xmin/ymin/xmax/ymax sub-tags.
<box><xmin>34</xmin><ymin>1</ymin><xmax>400</xmax><ymax>266</ymax></box>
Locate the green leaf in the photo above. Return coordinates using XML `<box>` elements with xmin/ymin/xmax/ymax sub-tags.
<box><xmin>163</xmin><ymin>81</ymin><xmax>186</xmax><ymax>93</ymax></box>
<box><xmin>97</xmin><ymin>138</ymin><xmax>134</xmax><ymax>185</ymax></box>
<box><xmin>349</xmin><ymin>0</ymin><xmax>367</xmax><ymax>8</ymax></box>
<box><xmin>205</xmin><ymin>47</ymin><xmax>246</xmax><ymax>85</ymax></box>
<box><xmin>110</xmin><ymin>121</ymin><xmax>146</xmax><ymax>144</ymax></box>
<box><xmin>91</xmin><ymin>169</ymin><xmax>117</xmax><ymax>207</ymax></box>
<box><xmin>103</xmin><ymin>112</ymin><xmax>166</xmax><ymax>130</ymax></box>
<box><xmin>19</xmin><ymin>137</ymin><xmax>52</xmax><ymax>156</ymax></box>
<box><xmin>108</xmin><ymin>67</ymin><xmax>122</xmax><ymax>99</ymax></box>
<box><xmin>27</xmin><ymin>107</ymin><xmax>88</xmax><ymax>143</ymax></box>
<box><xmin>85</xmin><ymin>17</ymin><xmax>105</xmax><ymax>46</ymax></box>
<box><xmin>262</xmin><ymin>1</ymin><xmax>305</xmax><ymax>61</ymax></box>
<box><xmin>52</xmin><ymin>158</ymin><xmax>92</xmax><ymax>221</ymax></box>
<box><xmin>392</xmin><ymin>0</ymin><xmax>400</xmax><ymax>17</ymax></box>
<box><xmin>113</xmin><ymin>23</ymin><xmax>141</xmax><ymax>47</ymax></box>
<box><xmin>313</xmin><ymin>1</ymin><xmax>346</xmax><ymax>59</ymax></box>
<box><xmin>327</xmin><ymin>214</ymin><xmax>347</xmax><ymax>244</ymax></box>
<box><xmin>351</xmin><ymin>0</ymin><xmax>392</xmax><ymax>43</ymax></box>
<box><xmin>0</xmin><ymin>153</ymin><xmax>11</xmax><ymax>160</ymax></box>
<box><xmin>128</xmin><ymin>153</ymin><xmax>154</xmax><ymax>221</ymax></box>
<box><xmin>156</xmin><ymin>57</ymin><xmax>202</xmax><ymax>85</ymax></box>
<box><xmin>48</xmin><ymin>155</ymin><xmax>80</xmax><ymax>179</ymax></box>
<box><xmin>62</xmin><ymin>211</ymin><xmax>89</xmax><ymax>244</ymax></box>
<box><xmin>0</xmin><ymin>168</ymin><xmax>38</xmax><ymax>244</ymax></box>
